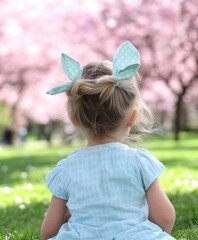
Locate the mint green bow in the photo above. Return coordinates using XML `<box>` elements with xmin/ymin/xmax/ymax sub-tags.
<box><xmin>112</xmin><ymin>41</ymin><xmax>140</xmax><ymax>81</ymax></box>
<box><xmin>46</xmin><ymin>54</ymin><xmax>83</xmax><ymax>95</ymax></box>
<box><xmin>47</xmin><ymin>41</ymin><xmax>140</xmax><ymax>95</ymax></box>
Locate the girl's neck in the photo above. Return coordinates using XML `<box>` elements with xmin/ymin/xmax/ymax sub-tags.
<box><xmin>87</xmin><ymin>137</ymin><xmax>119</xmax><ymax>146</ymax></box>
<box><xmin>87</xmin><ymin>129</ymin><xmax>129</xmax><ymax>147</ymax></box>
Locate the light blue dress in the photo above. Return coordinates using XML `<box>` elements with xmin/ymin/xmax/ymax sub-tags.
<box><xmin>46</xmin><ymin>142</ymin><xmax>175</xmax><ymax>240</ymax></box>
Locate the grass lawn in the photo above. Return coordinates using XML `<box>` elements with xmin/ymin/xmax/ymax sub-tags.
<box><xmin>0</xmin><ymin>132</ymin><xmax>198</xmax><ymax>239</ymax></box>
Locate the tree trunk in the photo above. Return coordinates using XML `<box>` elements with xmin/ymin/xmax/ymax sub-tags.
<box><xmin>174</xmin><ymin>85</ymin><xmax>189</xmax><ymax>141</ymax></box>
<box><xmin>174</xmin><ymin>95</ymin><xmax>183</xmax><ymax>141</ymax></box>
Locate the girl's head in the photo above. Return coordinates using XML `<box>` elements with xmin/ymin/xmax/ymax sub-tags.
<box><xmin>47</xmin><ymin>41</ymin><xmax>154</xmax><ymax>141</ymax></box>
<box><xmin>67</xmin><ymin>61</ymin><xmax>153</xmax><ymax>140</ymax></box>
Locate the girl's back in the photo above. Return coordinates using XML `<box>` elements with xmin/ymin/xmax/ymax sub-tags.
<box><xmin>46</xmin><ymin>142</ymin><xmax>173</xmax><ymax>239</ymax></box>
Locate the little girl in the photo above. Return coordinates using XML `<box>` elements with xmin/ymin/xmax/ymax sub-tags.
<box><xmin>41</xmin><ymin>41</ymin><xmax>175</xmax><ymax>240</ymax></box>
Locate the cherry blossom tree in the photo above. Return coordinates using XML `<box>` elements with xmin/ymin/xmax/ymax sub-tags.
<box><xmin>0</xmin><ymin>0</ymin><xmax>84</xmax><ymax>126</ymax></box>
<box><xmin>147</xmin><ymin>0</ymin><xmax>198</xmax><ymax>140</ymax></box>
<box><xmin>82</xmin><ymin>0</ymin><xmax>198</xmax><ymax>140</ymax></box>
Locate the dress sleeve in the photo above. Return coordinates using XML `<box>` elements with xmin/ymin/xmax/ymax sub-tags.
<box><xmin>46</xmin><ymin>159</ymin><xmax>69</xmax><ymax>200</ymax></box>
<box><xmin>136</xmin><ymin>149</ymin><xmax>165</xmax><ymax>190</ymax></box>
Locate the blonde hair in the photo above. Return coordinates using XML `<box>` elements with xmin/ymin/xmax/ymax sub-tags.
<box><xmin>66</xmin><ymin>61</ymin><xmax>154</xmax><ymax>139</ymax></box>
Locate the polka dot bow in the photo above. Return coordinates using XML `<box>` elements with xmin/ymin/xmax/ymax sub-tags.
<box><xmin>46</xmin><ymin>41</ymin><xmax>140</xmax><ymax>95</ymax></box>
<box><xmin>112</xmin><ymin>41</ymin><xmax>140</xmax><ymax>81</ymax></box>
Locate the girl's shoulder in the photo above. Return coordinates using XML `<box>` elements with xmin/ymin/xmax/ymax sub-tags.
<box><xmin>133</xmin><ymin>148</ymin><xmax>165</xmax><ymax>169</ymax></box>
<box><xmin>125</xmin><ymin>147</ymin><xmax>161</xmax><ymax>165</ymax></box>
<box><xmin>119</xmin><ymin>146</ymin><xmax>156</xmax><ymax>163</ymax></box>
<box><xmin>127</xmin><ymin>148</ymin><xmax>165</xmax><ymax>190</ymax></box>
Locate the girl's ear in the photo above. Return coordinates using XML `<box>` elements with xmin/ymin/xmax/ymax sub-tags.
<box><xmin>127</xmin><ymin>109</ymin><xmax>138</xmax><ymax>128</ymax></box>
<box><xmin>70</xmin><ymin>115</ymin><xmax>79</xmax><ymax>126</ymax></box>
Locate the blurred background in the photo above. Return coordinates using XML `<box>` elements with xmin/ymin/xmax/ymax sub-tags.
<box><xmin>0</xmin><ymin>0</ymin><xmax>197</xmax><ymax>145</ymax></box>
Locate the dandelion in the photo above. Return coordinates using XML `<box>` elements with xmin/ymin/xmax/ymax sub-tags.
<box><xmin>191</xmin><ymin>179</ymin><xmax>198</xmax><ymax>187</ymax></box>
<box><xmin>5</xmin><ymin>233</ymin><xmax>12</xmax><ymax>240</ymax></box>
<box><xmin>174</xmin><ymin>179</ymin><xmax>182</xmax><ymax>186</ymax></box>
<box><xmin>2</xmin><ymin>186</ymin><xmax>11</xmax><ymax>194</ymax></box>
<box><xmin>20</xmin><ymin>172</ymin><xmax>28</xmax><ymax>179</ymax></box>
<box><xmin>26</xmin><ymin>183</ymin><xmax>34</xmax><ymax>191</ymax></box>
<box><xmin>14</xmin><ymin>195</ymin><xmax>23</xmax><ymax>204</ymax></box>
<box><xmin>183</xmin><ymin>179</ymin><xmax>190</xmax><ymax>185</ymax></box>
<box><xmin>19</xmin><ymin>204</ymin><xmax>26</xmax><ymax>209</ymax></box>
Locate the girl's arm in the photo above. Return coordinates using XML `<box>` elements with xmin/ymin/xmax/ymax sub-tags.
<box><xmin>41</xmin><ymin>195</ymin><xmax>70</xmax><ymax>240</ymax></box>
<box><xmin>146</xmin><ymin>178</ymin><xmax>175</xmax><ymax>234</ymax></box>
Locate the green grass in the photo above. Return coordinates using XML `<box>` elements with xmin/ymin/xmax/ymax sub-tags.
<box><xmin>0</xmin><ymin>132</ymin><xmax>198</xmax><ymax>239</ymax></box>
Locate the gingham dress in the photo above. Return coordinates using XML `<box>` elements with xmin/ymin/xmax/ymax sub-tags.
<box><xmin>46</xmin><ymin>142</ymin><xmax>175</xmax><ymax>240</ymax></box>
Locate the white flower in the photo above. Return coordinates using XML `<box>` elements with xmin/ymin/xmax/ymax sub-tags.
<box><xmin>19</xmin><ymin>204</ymin><xmax>26</xmax><ymax>209</ymax></box>
<box><xmin>191</xmin><ymin>179</ymin><xmax>198</xmax><ymax>187</ymax></box>
<box><xmin>2</xmin><ymin>186</ymin><xmax>11</xmax><ymax>193</ymax></box>
<box><xmin>183</xmin><ymin>179</ymin><xmax>190</xmax><ymax>185</ymax></box>
<box><xmin>20</xmin><ymin>172</ymin><xmax>28</xmax><ymax>179</ymax></box>
<box><xmin>14</xmin><ymin>195</ymin><xmax>23</xmax><ymax>204</ymax></box>
<box><xmin>174</xmin><ymin>179</ymin><xmax>182</xmax><ymax>186</ymax></box>
<box><xmin>26</xmin><ymin>183</ymin><xmax>34</xmax><ymax>191</ymax></box>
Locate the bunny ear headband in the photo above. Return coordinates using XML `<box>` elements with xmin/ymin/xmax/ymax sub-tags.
<box><xmin>46</xmin><ymin>41</ymin><xmax>140</xmax><ymax>95</ymax></box>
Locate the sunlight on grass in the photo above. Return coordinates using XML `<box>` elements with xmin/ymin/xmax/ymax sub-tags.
<box><xmin>0</xmin><ymin>132</ymin><xmax>198</xmax><ymax>239</ymax></box>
